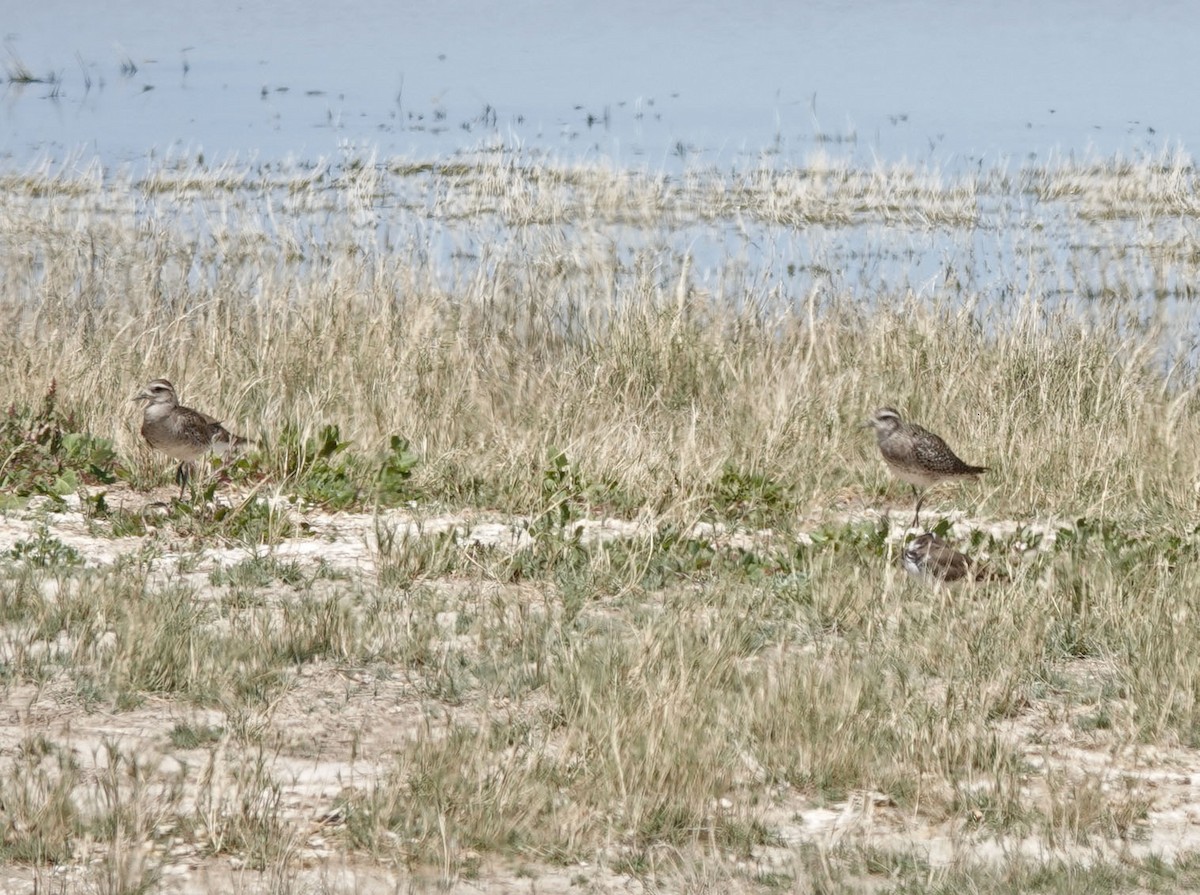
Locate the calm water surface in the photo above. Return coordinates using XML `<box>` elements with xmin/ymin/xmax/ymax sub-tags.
<box><xmin>4</xmin><ymin>1</ymin><xmax>1199</xmax><ymax>169</ymax></box>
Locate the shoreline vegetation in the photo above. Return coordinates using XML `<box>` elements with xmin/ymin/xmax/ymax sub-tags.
<box><xmin>3</xmin><ymin>148</ymin><xmax>1200</xmax><ymax>892</ymax></box>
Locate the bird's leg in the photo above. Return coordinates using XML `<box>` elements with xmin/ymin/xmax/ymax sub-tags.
<box><xmin>911</xmin><ymin>487</ymin><xmax>925</xmax><ymax>531</ymax></box>
<box><xmin>175</xmin><ymin>462</ymin><xmax>191</xmax><ymax>500</ymax></box>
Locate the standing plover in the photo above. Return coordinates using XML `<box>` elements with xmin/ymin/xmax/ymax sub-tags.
<box><xmin>132</xmin><ymin>378</ymin><xmax>252</xmax><ymax>496</ymax></box>
<box><xmin>864</xmin><ymin>406</ymin><xmax>987</xmax><ymax>528</ymax></box>
<box><xmin>902</xmin><ymin>532</ymin><xmax>993</xmax><ymax>585</ymax></box>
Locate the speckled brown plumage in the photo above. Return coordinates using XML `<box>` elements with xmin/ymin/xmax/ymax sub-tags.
<box><xmin>902</xmin><ymin>532</ymin><xmax>997</xmax><ymax>585</ymax></box>
<box><xmin>132</xmin><ymin>378</ymin><xmax>251</xmax><ymax>495</ymax></box>
<box><xmin>865</xmin><ymin>406</ymin><xmax>987</xmax><ymax>527</ymax></box>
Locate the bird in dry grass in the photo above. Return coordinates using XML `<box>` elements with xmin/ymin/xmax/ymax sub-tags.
<box><xmin>902</xmin><ymin>531</ymin><xmax>999</xmax><ymax>585</ymax></box>
<box><xmin>132</xmin><ymin>378</ymin><xmax>253</xmax><ymax>497</ymax></box>
<box><xmin>864</xmin><ymin>406</ymin><xmax>987</xmax><ymax>528</ymax></box>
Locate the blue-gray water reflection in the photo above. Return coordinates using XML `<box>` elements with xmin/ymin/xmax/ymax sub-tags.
<box><xmin>4</xmin><ymin>1</ymin><xmax>1198</xmax><ymax>168</ymax></box>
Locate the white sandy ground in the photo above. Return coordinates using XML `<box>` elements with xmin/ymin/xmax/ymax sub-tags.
<box><xmin>0</xmin><ymin>485</ymin><xmax>1061</xmax><ymax>581</ymax></box>
<box><xmin>1</xmin><ymin>485</ymin><xmax>1197</xmax><ymax>893</ymax></box>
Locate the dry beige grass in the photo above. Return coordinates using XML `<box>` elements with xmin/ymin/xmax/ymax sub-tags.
<box><xmin>2</xmin><ymin>149</ymin><xmax>1200</xmax><ymax>893</ymax></box>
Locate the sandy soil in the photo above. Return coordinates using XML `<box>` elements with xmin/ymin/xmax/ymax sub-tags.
<box><xmin>1</xmin><ymin>487</ymin><xmax>1197</xmax><ymax>893</ymax></box>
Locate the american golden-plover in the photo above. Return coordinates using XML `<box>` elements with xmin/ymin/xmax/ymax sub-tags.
<box><xmin>132</xmin><ymin>378</ymin><xmax>252</xmax><ymax>496</ymax></box>
<box><xmin>902</xmin><ymin>532</ymin><xmax>995</xmax><ymax>585</ymax></box>
<box><xmin>865</xmin><ymin>406</ymin><xmax>987</xmax><ymax>528</ymax></box>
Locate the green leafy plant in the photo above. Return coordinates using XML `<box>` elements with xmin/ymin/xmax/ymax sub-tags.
<box><xmin>377</xmin><ymin>435</ymin><xmax>420</xmax><ymax>505</ymax></box>
<box><xmin>536</xmin><ymin>449</ymin><xmax>633</xmax><ymax>523</ymax></box>
<box><xmin>0</xmin><ymin>381</ymin><xmax>118</xmax><ymax>499</ymax></box>
<box><xmin>541</xmin><ymin>449</ymin><xmax>583</xmax><ymax>526</ymax></box>
<box><xmin>711</xmin><ymin>463</ymin><xmax>791</xmax><ymax>523</ymax></box>
<box><xmin>7</xmin><ymin>525</ymin><xmax>82</xmax><ymax>568</ymax></box>
<box><xmin>276</xmin><ymin>422</ymin><xmax>360</xmax><ymax>509</ymax></box>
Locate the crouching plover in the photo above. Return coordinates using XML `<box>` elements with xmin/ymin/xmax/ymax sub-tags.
<box><xmin>902</xmin><ymin>532</ymin><xmax>997</xmax><ymax>585</ymax></box>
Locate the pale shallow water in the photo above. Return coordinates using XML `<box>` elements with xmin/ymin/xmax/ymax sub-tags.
<box><xmin>7</xmin><ymin>1</ymin><xmax>1200</xmax><ymax>349</ymax></box>
<box><xmin>3</xmin><ymin>0</ymin><xmax>1199</xmax><ymax>169</ymax></box>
